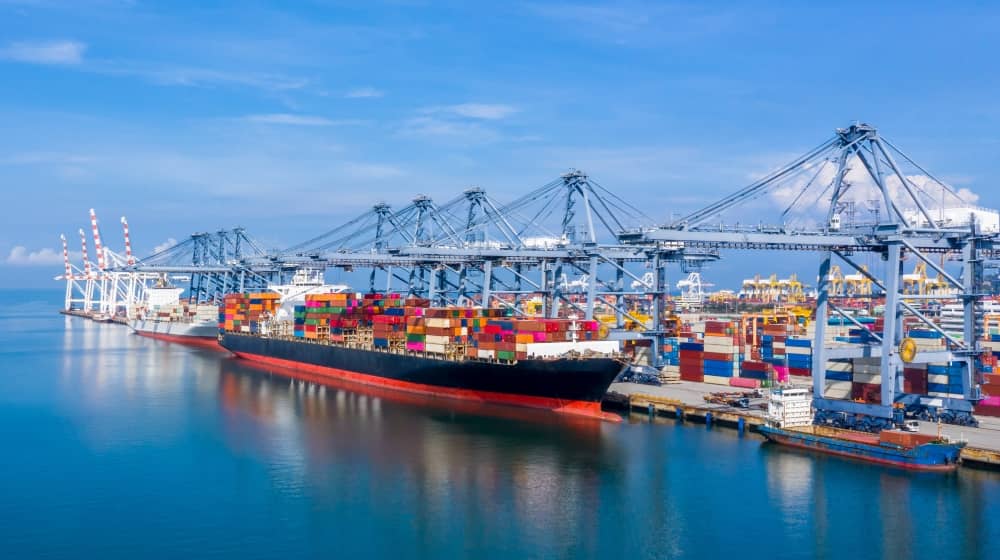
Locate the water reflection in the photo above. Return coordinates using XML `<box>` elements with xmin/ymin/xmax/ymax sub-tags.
<box><xmin>213</xmin><ymin>356</ymin><xmax>621</xmax><ymax>556</ymax></box>
<box><xmin>14</xmin><ymin>312</ymin><xmax>997</xmax><ymax>558</ymax></box>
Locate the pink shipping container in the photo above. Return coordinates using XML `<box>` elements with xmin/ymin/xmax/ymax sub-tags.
<box><xmin>730</xmin><ymin>377</ymin><xmax>761</xmax><ymax>389</ymax></box>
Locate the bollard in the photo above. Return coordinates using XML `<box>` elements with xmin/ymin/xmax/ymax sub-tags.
<box><xmin>676</xmin><ymin>407</ymin><xmax>684</xmax><ymax>423</ymax></box>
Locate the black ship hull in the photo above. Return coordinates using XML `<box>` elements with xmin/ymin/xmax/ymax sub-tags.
<box><xmin>220</xmin><ymin>333</ymin><xmax>625</xmax><ymax>419</ymax></box>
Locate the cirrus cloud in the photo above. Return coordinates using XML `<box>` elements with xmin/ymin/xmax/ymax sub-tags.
<box><xmin>0</xmin><ymin>40</ymin><xmax>86</xmax><ymax>65</ymax></box>
<box><xmin>423</xmin><ymin>103</ymin><xmax>519</xmax><ymax>120</ymax></box>
<box><xmin>345</xmin><ymin>87</ymin><xmax>384</xmax><ymax>98</ymax></box>
<box><xmin>241</xmin><ymin>113</ymin><xmax>365</xmax><ymax>126</ymax></box>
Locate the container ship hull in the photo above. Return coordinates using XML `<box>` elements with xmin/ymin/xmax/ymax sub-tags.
<box><xmin>220</xmin><ymin>333</ymin><xmax>624</xmax><ymax>419</ymax></box>
<box><xmin>131</xmin><ymin>320</ymin><xmax>220</xmax><ymax>349</ymax></box>
<box><xmin>759</xmin><ymin>425</ymin><xmax>963</xmax><ymax>471</ymax></box>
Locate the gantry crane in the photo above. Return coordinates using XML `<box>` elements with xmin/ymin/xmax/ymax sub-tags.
<box><xmin>620</xmin><ymin>122</ymin><xmax>997</xmax><ymax>429</ymax></box>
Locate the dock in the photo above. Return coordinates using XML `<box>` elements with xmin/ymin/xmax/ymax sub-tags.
<box><xmin>605</xmin><ymin>381</ymin><xmax>1000</xmax><ymax>469</ymax></box>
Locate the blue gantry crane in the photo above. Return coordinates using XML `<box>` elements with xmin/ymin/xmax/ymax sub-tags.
<box><xmin>622</xmin><ymin>122</ymin><xmax>998</xmax><ymax>429</ymax></box>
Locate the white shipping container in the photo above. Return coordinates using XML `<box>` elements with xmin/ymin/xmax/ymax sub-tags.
<box><xmin>703</xmin><ymin>335</ymin><xmax>735</xmax><ymax>347</ymax></box>
<box><xmin>826</xmin><ymin>361</ymin><xmax>853</xmax><ymax>373</ymax></box>
<box><xmin>823</xmin><ymin>380</ymin><xmax>853</xmax><ymax>399</ymax></box>
<box><xmin>853</xmin><ymin>372</ymin><xmax>882</xmax><ymax>385</ymax></box>
<box><xmin>853</xmin><ymin>364</ymin><xmax>880</xmax><ymax>375</ymax></box>
<box><xmin>524</xmin><ymin>340</ymin><xmax>619</xmax><ymax>358</ymax></box>
<box><xmin>424</xmin><ymin>335</ymin><xmax>452</xmax><ymax>345</ymax></box>
<box><xmin>703</xmin><ymin>343</ymin><xmax>738</xmax><ymax>355</ymax></box>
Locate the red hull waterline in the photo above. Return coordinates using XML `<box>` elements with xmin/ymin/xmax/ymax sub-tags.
<box><xmin>231</xmin><ymin>350</ymin><xmax>622</xmax><ymax>422</ymax></box>
<box><xmin>765</xmin><ymin>432</ymin><xmax>957</xmax><ymax>472</ymax></box>
<box><xmin>135</xmin><ymin>331</ymin><xmax>222</xmax><ymax>351</ymax></box>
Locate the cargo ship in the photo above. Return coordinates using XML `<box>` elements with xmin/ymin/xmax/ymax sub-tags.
<box><xmin>219</xmin><ymin>292</ymin><xmax>626</xmax><ymax>420</ymax></box>
<box><xmin>129</xmin><ymin>286</ymin><xmax>221</xmax><ymax>349</ymax></box>
<box><xmin>132</xmin><ymin>315</ymin><xmax>220</xmax><ymax>347</ymax></box>
<box><xmin>759</xmin><ymin>387</ymin><xmax>964</xmax><ymax>471</ymax></box>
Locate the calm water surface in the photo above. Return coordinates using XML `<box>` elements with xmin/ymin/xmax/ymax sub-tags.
<box><xmin>1</xmin><ymin>290</ymin><xmax>998</xmax><ymax>559</ymax></box>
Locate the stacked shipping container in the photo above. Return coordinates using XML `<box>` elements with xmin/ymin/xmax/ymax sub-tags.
<box><xmin>702</xmin><ymin>320</ymin><xmax>740</xmax><ymax>385</ymax></box>
<box><xmin>221</xmin><ymin>292</ymin><xmax>280</xmax><ymax>333</ymax></box>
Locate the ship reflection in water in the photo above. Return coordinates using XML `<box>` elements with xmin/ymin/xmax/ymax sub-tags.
<box><xmin>5</xmin><ymin>306</ymin><xmax>994</xmax><ymax>558</ymax></box>
<box><xmin>214</xmin><ymin>357</ymin><xmax>622</xmax><ymax>557</ymax></box>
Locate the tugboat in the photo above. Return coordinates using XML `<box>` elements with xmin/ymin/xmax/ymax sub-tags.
<box><xmin>759</xmin><ymin>387</ymin><xmax>965</xmax><ymax>471</ymax></box>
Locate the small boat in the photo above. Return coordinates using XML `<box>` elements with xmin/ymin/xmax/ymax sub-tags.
<box><xmin>759</xmin><ymin>387</ymin><xmax>964</xmax><ymax>471</ymax></box>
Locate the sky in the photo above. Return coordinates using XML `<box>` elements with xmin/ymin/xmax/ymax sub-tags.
<box><xmin>2</xmin><ymin>0</ymin><xmax>1000</xmax><ymax>289</ymax></box>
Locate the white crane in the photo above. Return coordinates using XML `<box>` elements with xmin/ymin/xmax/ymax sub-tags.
<box><xmin>676</xmin><ymin>272</ymin><xmax>712</xmax><ymax>309</ymax></box>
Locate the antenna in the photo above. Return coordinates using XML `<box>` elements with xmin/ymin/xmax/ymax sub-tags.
<box><xmin>78</xmin><ymin>229</ymin><xmax>91</xmax><ymax>278</ymax></box>
<box><xmin>90</xmin><ymin>208</ymin><xmax>105</xmax><ymax>270</ymax></box>
<box><xmin>121</xmin><ymin>216</ymin><xmax>134</xmax><ymax>265</ymax></box>
<box><xmin>60</xmin><ymin>234</ymin><xmax>72</xmax><ymax>279</ymax></box>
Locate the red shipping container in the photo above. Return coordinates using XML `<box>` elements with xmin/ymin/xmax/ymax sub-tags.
<box><xmin>678</xmin><ymin>363</ymin><xmax>703</xmax><ymax>377</ymax></box>
<box><xmin>741</xmin><ymin>360</ymin><xmax>769</xmax><ymax>372</ymax></box>
<box><xmin>982</xmin><ymin>383</ymin><xmax>1000</xmax><ymax>398</ymax></box>
<box><xmin>678</xmin><ymin>350</ymin><xmax>703</xmax><ymax>360</ymax></box>
<box><xmin>974</xmin><ymin>404</ymin><xmax>1000</xmax><ymax>417</ymax></box>
<box><xmin>851</xmin><ymin>382</ymin><xmax>882</xmax><ymax>404</ymax></box>
<box><xmin>679</xmin><ymin>371</ymin><xmax>704</xmax><ymax>382</ymax></box>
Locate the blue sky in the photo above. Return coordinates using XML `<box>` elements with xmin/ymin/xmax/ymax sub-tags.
<box><xmin>2</xmin><ymin>1</ymin><xmax>999</xmax><ymax>288</ymax></box>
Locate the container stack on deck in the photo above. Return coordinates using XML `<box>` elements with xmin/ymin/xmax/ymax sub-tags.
<box><xmin>148</xmin><ymin>302</ymin><xmax>218</xmax><ymax>323</ymax></box>
<box><xmin>259</xmin><ymin>292</ymin><xmax>612</xmax><ymax>362</ymax></box>
<box><xmin>221</xmin><ymin>292</ymin><xmax>280</xmax><ymax>333</ymax></box>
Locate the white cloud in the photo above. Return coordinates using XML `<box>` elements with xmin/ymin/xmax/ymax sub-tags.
<box><xmin>0</xmin><ymin>40</ymin><xmax>86</xmax><ymax>65</ymax></box>
<box><xmin>339</xmin><ymin>162</ymin><xmax>405</xmax><ymax>180</ymax></box>
<box><xmin>426</xmin><ymin>103</ymin><xmax>519</xmax><ymax>120</ymax></box>
<box><xmin>767</xmin><ymin>155</ymin><xmax>983</xmax><ymax>227</ymax></box>
<box><xmin>152</xmin><ymin>238</ymin><xmax>177</xmax><ymax>255</ymax></box>
<box><xmin>528</xmin><ymin>3</ymin><xmax>738</xmax><ymax>46</ymax></box>
<box><xmin>398</xmin><ymin>116</ymin><xmax>500</xmax><ymax>142</ymax></box>
<box><xmin>87</xmin><ymin>60</ymin><xmax>308</xmax><ymax>91</ymax></box>
<box><xmin>5</xmin><ymin>246</ymin><xmax>64</xmax><ymax>266</ymax></box>
<box><xmin>0</xmin><ymin>151</ymin><xmax>94</xmax><ymax>165</ymax></box>
<box><xmin>345</xmin><ymin>87</ymin><xmax>384</xmax><ymax>98</ymax></box>
<box><xmin>242</xmin><ymin>113</ymin><xmax>364</xmax><ymax>126</ymax></box>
